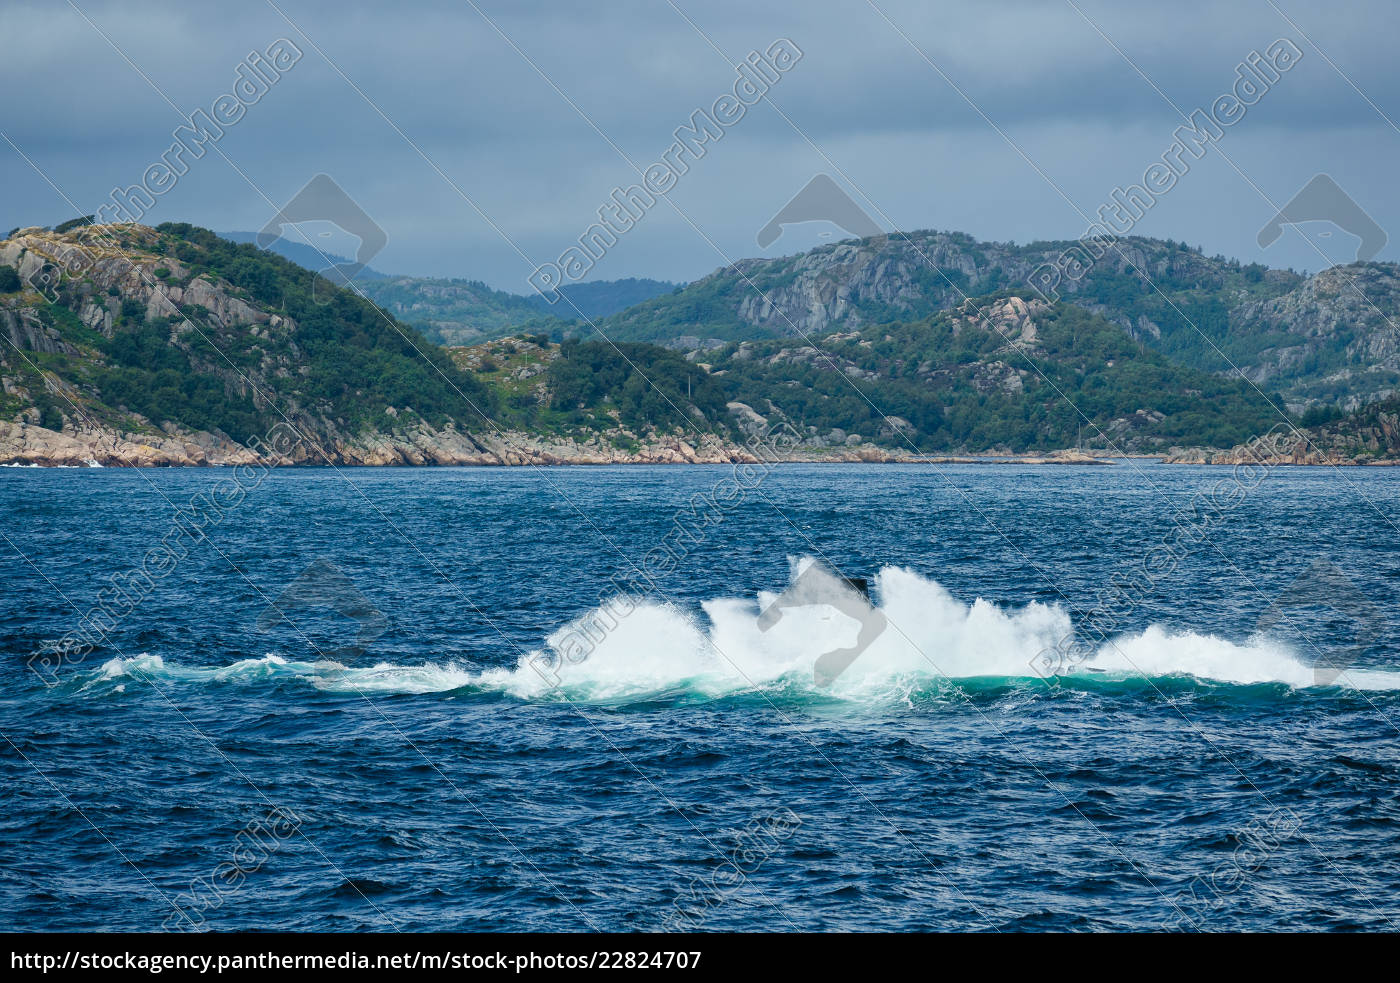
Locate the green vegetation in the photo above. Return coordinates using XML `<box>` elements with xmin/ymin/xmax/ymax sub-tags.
<box><xmin>53</xmin><ymin>216</ymin><xmax>95</xmax><ymax>234</ymax></box>
<box><xmin>153</xmin><ymin>223</ymin><xmax>499</xmax><ymax>436</ymax></box>
<box><xmin>697</xmin><ymin>297</ymin><xmax>1283</xmax><ymax>452</ymax></box>
<box><xmin>602</xmin><ymin>271</ymin><xmax>755</xmax><ymax>343</ymax></box>
<box><xmin>0</xmin><ymin>265</ymin><xmax>20</xmax><ymax>293</ymax></box>
<box><xmin>356</xmin><ymin>275</ymin><xmax>567</xmax><ymax>346</ymax></box>
<box><xmin>447</xmin><ymin>336</ymin><xmax>731</xmax><ymax>439</ymax></box>
<box><xmin>546</xmin><ymin>339</ymin><xmax>728</xmax><ymax>434</ymax></box>
<box><xmin>0</xmin><ymin>222</ymin><xmax>1374</xmax><ymax>457</ymax></box>
<box><xmin>88</xmin><ymin>316</ymin><xmax>265</xmax><ymax>442</ymax></box>
<box><xmin>1061</xmin><ymin>256</ymin><xmax>1301</xmax><ymax>372</ymax></box>
<box><xmin>454</xmin><ymin>291</ymin><xmax>1285</xmax><ymax>452</ymax></box>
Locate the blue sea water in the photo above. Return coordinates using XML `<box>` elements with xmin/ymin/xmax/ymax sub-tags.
<box><xmin>1</xmin><ymin>461</ymin><xmax>1399</xmax><ymax>933</ymax></box>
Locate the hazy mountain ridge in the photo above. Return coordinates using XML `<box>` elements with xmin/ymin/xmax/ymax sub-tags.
<box><xmin>220</xmin><ymin>231</ymin><xmax>677</xmax><ymax>346</ymax></box>
<box><xmin>219</xmin><ymin>230</ymin><xmax>391</xmax><ymax>281</ymax></box>
<box><xmin>336</xmin><ymin>274</ymin><xmax>679</xmax><ymax>347</ymax></box>
<box><xmin>525</xmin><ymin>278</ymin><xmax>680</xmax><ymax>321</ymax></box>
<box><xmin>353</xmin><ymin>275</ymin><xmax>560</xmax><ymax>346</ymax></box>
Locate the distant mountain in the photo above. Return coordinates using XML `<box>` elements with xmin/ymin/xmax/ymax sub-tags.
<box><xmin>220</xmin><ymin>232</ymin><xmax>674</xmax><ymax>346</ymax></box>
<box><xmin>219</xmin><ymin>230</ymin><xmax>390</xmax><ymax>281</ymax></box>
<box><xmin>525</xmin><ymin>278</ymin><xmax>679</xmax><ymax>321</ymax></box>
<box><xmin>597</xmin><ymin>231</ymin><xmax>1400</xmax><ymax>412</ymax></box>
<box><xmin>354</xmin><ymin>275</ymin><xmax>563</xmax><ymax>346</ymax></box>
<box><xmin>356</xmin><ymin>275</ymin><xmax>677</xmax><ymax>346</ymax></box>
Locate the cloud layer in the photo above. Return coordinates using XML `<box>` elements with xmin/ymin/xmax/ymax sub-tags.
<box><xmin>2</xmin><ymin>0</ymin><xmax>1397</xmax><ymax>289</ymax></box>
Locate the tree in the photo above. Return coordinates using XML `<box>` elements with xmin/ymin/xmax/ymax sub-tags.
<box><xmin>53</xmin><ymin>216</ymin><xmax>95</xmax><ymax>234</ymax></box>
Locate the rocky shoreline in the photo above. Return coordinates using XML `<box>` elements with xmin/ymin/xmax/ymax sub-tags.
<box><xmin>1163</xmin><ymin>445</ymin><xmax>1400</xmax><ymax>467</ymax></box>
<box><xmin>0</xmin><ymin>419</ymin><xmax>1118</xmax><ymax>467</ymax></box>
<box><xmin>1162</xmin><ymin>405</ymin><xmax>1400</xmax><ymax>466</ymax></box>
<box><xmin>9</xmin><ymin>418</ymin><xmax>1397</xmax><ymax>469</ymax></box>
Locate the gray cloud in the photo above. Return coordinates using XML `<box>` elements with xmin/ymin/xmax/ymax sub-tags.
<box><xmin>2</xmin><ymin>0</ymin><xmax>1397</xmax><ymax>288</ymax></box>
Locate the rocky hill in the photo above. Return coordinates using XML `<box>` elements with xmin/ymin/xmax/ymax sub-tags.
<box><xmin>353</xmin><ymin>273</ymin><xmax>675</xmax><ymax>346</ymax></box>
<box><xmin>0</xmin><ymin>223</ymin><xmax>803</xmax><ymax>466</ymax></box>
<box><xmin>686</xmin><ymin>294</ymin><xmax>1280</xmax><ymax>454</ymax></box>
<box><xmin>0</xmin><ymin>223</ymin><xmax>559</xmax><ymax>465</ymax></box>
<box><xmin>599</xmin><ymin>230</ymin><xmax>1400</xmax><ymax>412</ymax></box>
<box><xmin>1228</xmin><ymin>263</ymin><xmax>1400</xmax><ymax>408</ymax></box>
<box><xmin>0</xmin><ymin>220</ymin><xmax>1384</xmax><ymax>467</ymax></box>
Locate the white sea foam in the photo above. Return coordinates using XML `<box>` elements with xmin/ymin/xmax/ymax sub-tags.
<box><xmin>93</xmin><ymin>652</ymin><xmax>480</xmax><ymax>696</ymax></box>
<box><xmin>81</xmin><ymin>561</ymin><xmax>1400</xmax><ymax>701</ymax></box>
<box><xmin>1</xmin><ymin>461</ymin><xmax>97</xmax><ymax>469</ymax></box>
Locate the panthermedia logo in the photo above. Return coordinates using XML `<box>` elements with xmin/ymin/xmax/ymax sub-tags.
<box><xmin>756</xmin><ymin>173</ymin><xmax>885</xmax><ymax>249</ymax></box>
<box><xmin>255</xmin><ymin>558</ymin><xmax>387</xmax><ymax>659</ymax></box>
<box><xmin>756</xmin><ymin>563</ymin><xmax>886</xmax><ymax>686</ymax></box>
<box><xmin>1257</xmin><ymin>173</ymin><xmax>1387</xmax><ymax>262</ymax></box>
<box><xmin>257</xmin><ymin>174</ymin><xmax>386</xmax><ymax>303</ymax></box>
<box><xmin>1255</xmin><ymin>557</ymin><xmax>1382</xmax><ymax>685</ymax></box>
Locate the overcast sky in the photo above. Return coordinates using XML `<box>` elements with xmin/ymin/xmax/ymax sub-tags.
<box><xmin>2</xmin><ymin>0</ymin><xmax>1397</xmax><ymax>292</ymax></box>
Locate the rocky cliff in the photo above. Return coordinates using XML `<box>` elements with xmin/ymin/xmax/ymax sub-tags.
<box><xmin>1168</xmin><ymin>395</ymin><xmax>1400</xmax><ymax>466</ymax></box>
<box><xmin>1229</xmin><ymin>263</ymin><xmax>1400</xmax><ymax>407</ymax></box>
<box><xmin>0</xmin><ymin>224</ymin><xmax>890</xmax><ymax>467</ymax></box>
<box><xmin>602</xmin><ymin>229</ymin><xmax>1400</xmax><ymax>411</ymax></box>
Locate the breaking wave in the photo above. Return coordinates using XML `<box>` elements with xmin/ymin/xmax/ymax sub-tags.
<box><xmin>73</xmin><ymin>561</ymin><xmax>1400</xmax><ymax>704</ymax></box>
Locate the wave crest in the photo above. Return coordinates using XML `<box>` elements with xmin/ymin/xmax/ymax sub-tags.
<box><xmin>72</xmin><ymin>561</ymin><xmax>1400</xmax><ymax>702</ymax></box>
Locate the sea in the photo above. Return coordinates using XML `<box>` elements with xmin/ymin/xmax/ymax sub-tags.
<box><xmin>2</xmin><ymin>461</ymin><xmax>1398</xmax><ymax>932</ymax></box>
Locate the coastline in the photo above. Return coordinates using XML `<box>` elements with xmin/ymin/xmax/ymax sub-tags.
<box><xmin>0</xmin><ymin>419</ymin><xmax>1115</xmax><ymax>467</ymax></box>
<box><xmin>6</xmin><ymin>420</ymin><xmax>1395</xmax><ymax>468</ymax></box>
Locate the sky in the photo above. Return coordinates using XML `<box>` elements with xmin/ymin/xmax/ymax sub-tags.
<box><xmin>2</xmin><ymin>0</ymin><xmax>1398</xmax><ymax>293</ymax></box>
